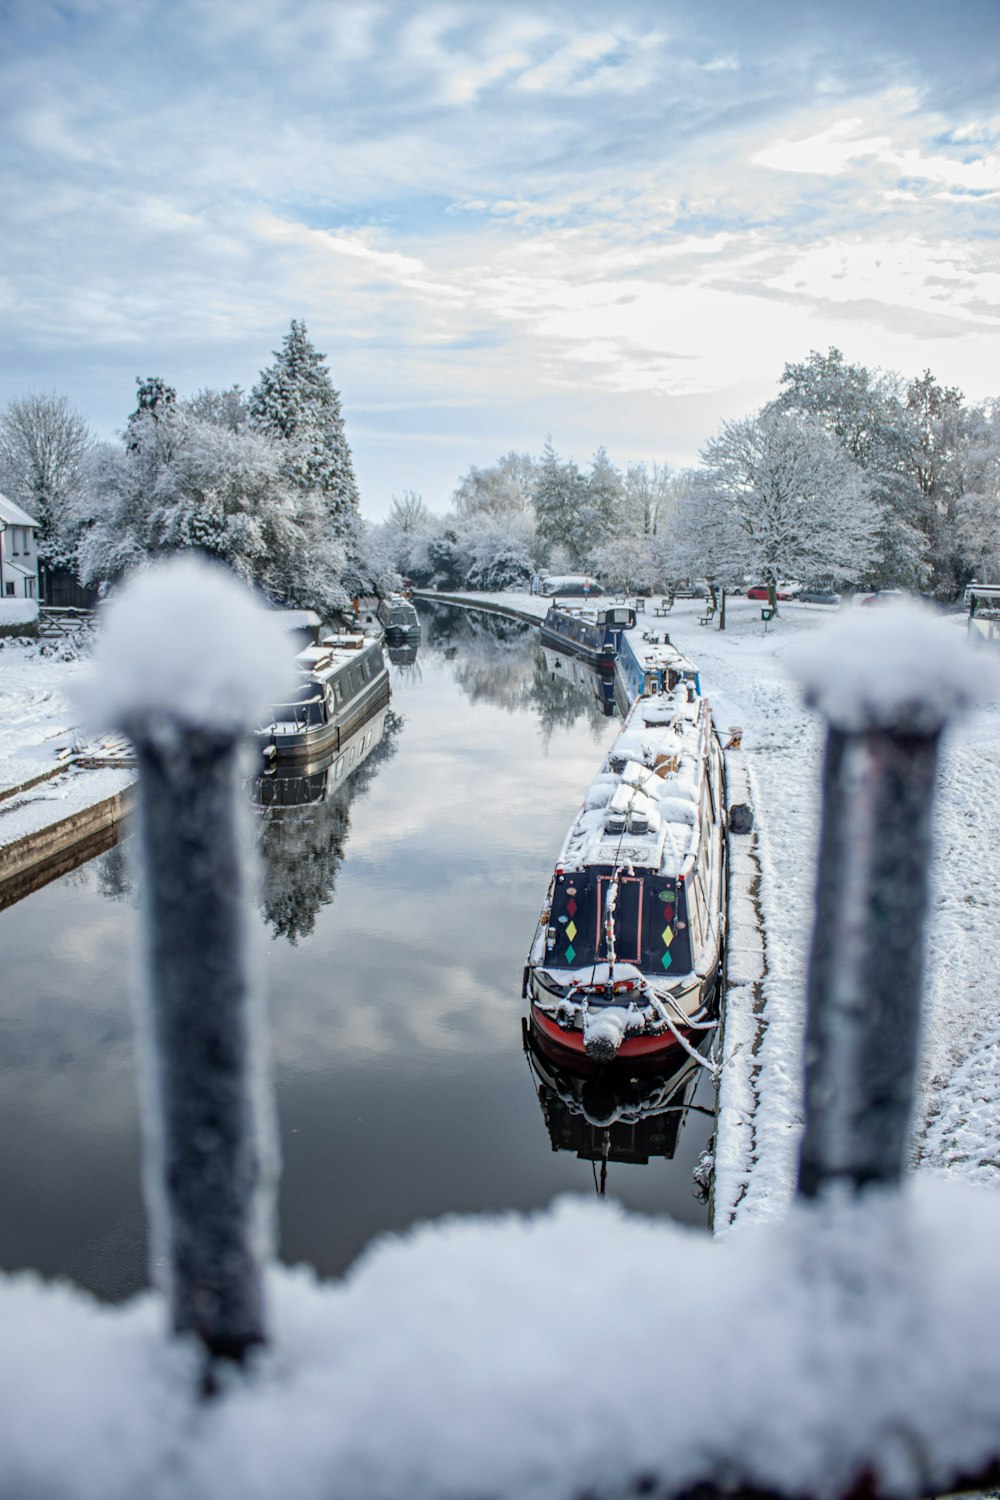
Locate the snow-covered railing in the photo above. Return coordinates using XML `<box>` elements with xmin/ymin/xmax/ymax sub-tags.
<box><xmin>6</xmin><ymin>569</ymin><xmax>1000</xmax><ymax>1500</ymax></box>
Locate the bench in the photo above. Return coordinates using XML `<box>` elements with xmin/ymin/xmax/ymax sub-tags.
<box><xmin>698</xmin><ymin>606</ymin><xmax>716</xmax><ymax>626</ymax></box>
<box><xmin>653</xmin><ymin>596</ymin><xmax>673</xmax><ymax>617</ymax></box>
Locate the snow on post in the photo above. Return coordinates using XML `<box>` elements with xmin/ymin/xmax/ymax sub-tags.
<box><xmin>80</xmin><ymin>558</ymin><xmax>292</xmax><ymax>1366</ymax></box>
<box><xmin>787</xmin><ymin>603</ymin><xmax>992</xmax><ymax>1198</ymax></box>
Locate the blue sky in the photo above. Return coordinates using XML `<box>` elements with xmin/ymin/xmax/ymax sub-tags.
<box><xmin>1</xmin><ymin>0</ymin><xmax>997</xmax><ymax>518</ymax></box>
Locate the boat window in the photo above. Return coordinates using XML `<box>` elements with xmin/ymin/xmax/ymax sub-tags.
<box><xmin>546</xmin><ymin>874</ymin><xmax>692</xmax><ymax>975</ymax></box>
<box><xmin>333</xmin><ymin>681</ymin><xmax>344</xmax><ymax>704</ymax></box>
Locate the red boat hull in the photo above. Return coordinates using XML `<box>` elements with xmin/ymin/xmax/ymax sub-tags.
<box><xmin>529</xmin><ymin>1006</ymin><xmax>689</xmax><ymax>1065</ymax></box>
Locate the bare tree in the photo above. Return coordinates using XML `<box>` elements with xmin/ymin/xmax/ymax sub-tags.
<box><xmin>0</xmin><ymin>391</ymin><xmax>93</xmax><ymax>567</ymax></box>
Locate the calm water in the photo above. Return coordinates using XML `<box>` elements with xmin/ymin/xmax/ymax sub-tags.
<box><xmin>0</xmin><ymin>604</ymin><xmax>716</xmax><ymax>1302</ymax></box>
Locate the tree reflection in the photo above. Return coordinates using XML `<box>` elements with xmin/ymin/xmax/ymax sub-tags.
<box><xmin>255</xmin><ymin>707</ymin><xmax>403</xmax><ymax>944</ymax></box>
<box><xmin>419</xmin><ymin>602</ymin><xmax>616</xmax><ymax>740</ymax></box>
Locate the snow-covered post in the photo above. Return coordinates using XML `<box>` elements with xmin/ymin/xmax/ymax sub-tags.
<box><xmin>80</xmin><ymin>559</ymin><xmax>291</xmax><ymax>1365</ymax></box>
<box><xmin>789</xmin><ymin>604</ymin><xmax>989</xmax><ymax>1198</ymax></box>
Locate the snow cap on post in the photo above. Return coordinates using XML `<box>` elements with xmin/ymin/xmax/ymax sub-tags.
<box><xmin>79</xmin><ymin>556</ymin><xmax>293</xmax><ymax>736</ymax></box>
<box><xmin>786</xmin><ymin>600</ymin><xmax>993</xmax><ymax>735</ymax></box>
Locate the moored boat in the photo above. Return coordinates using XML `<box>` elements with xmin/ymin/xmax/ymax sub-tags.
<box><xmin>614</xmin><ymin>629</ymin><xmax>701</xmax><ymax>716</ymax></box>
<box><xmin>524</xmin><ymin>671</ymin><xmax>726</xmax><ymax>1064</ymax></box>
<box><xmin>538</xmin><ymin>602</ymin><xmax>636</xmax><ymax>672</ymax></box>
<box><xmin>378</xmin><ymin>593</ymin><xmax>420</xmax><ymax>641</ymax></box>
<box><xmin>256</xmin><ymin>633</ymin><xmax>390</xmax><ymax>763</ymax></box>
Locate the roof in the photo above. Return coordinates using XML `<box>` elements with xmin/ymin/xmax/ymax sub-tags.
<box><xmin>0</xmin><ymin>493</ymin><xmax>40</xmax><ymax>528</ymax></box>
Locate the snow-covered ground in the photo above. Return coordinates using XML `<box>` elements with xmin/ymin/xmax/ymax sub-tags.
<box><xmin>0</xmin><ymin>636</ymin><xmax>134</xmax><ymax>854</ymax></box>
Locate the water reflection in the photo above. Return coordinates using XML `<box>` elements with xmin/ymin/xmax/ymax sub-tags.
<box><xmin>255</xmin><ymin>706</ymin><xmax>404</xmax><ymax>943</ymax></box>
<box><xmin>419</xmin><ymin>602</ymin><xmax>615</xmax><ymax>739</ymax></box>
<box><xmin>522</xmin><ymin>1021</ymin><xmax>712</xmax><ymax>1196</ymax></box>
<box><xmin>540</xmin><ymin>646</ymin><xmax>617</xmax><ymax>717</ymax></box>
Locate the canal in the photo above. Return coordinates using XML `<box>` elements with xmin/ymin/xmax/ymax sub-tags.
<box><xmin>0</xmin><ymin>603</ymin><xmax>716</xmax><ymax>1302</ymax></box>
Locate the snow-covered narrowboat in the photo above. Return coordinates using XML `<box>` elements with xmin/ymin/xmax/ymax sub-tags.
<box><xmin>524</xmin><ymin>678</ymin><xmax>726</xmax><ymax>1064</ymax></box>
<box><xmin>538</xmin><ymin>603</ymin><xmax>636</xmax><ymax>673</ymax></box>
<box><xmin>614</xmin><ymin>629</ymin><xmax>701</xmax><ymax>716</ymax></box>
<box><xmin>252</xmin><ymin>704</ymin><xmax>389</xmax><ymax>808</ymax></box>
<box><xmin>256</xmin><ymin>633</ymin><xmax>390</xmax><ymax>763</ymax></box>
<box><xmin>377</xmin><ymin>594</ymin><xmax>421</xmax><ymax>641</ymax></box>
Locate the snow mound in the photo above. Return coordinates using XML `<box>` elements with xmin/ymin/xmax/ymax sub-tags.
<box><xmin>786</xmin><ymin>600</ymin><xmax>995</xmax><ymax>733</ymax></box>
<box><xmin>77</xmin><ymin>558</ymin><xmax>294</xmax><ymax>736</ymax></box>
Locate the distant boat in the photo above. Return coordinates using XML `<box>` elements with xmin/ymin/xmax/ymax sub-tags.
<box><xmin>377</xmin><ymin>594</ymin><xmax>420</xmax><ymax>641</ymax></box>
<box><xmin>538</xmin><ymin>602</ymin><xmax>636</xmax><ymax>672</ymax></box>
<box><xmin>524</xmin><ymin>671</ymin><xmax>726</xmax><ymax>1064</ymax></box>
<box><xmin>256</xmin><ymin>633</ymin><xmax>390</xmax><ymax>763</ymax></box>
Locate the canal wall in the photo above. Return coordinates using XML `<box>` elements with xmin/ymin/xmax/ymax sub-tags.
<box><xmin>0</xmin><ymin>771</ymin><xmax>136</xmax><ymax>909</ymax></box>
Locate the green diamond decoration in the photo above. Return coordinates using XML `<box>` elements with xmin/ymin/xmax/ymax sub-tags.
<box><xmin>661</xmin><ymin>949</ymin><xmax>672</xmax><ymax>970</ymax></box>
<box><xmin>565</xmin><ymin>943</ymin><xmax>576</xmax><ymax>962</ymax></box>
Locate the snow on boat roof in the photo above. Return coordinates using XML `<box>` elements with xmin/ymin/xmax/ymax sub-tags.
<box><xmin>558</xmin><ymin>685</ymin><xmax>709</xmax><ymax>878</ymax></box>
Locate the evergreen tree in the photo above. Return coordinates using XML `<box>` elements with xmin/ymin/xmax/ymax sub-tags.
<box><xmin>126</xmin><ymin>376</ymin><xmax>177</xmax><ymax>452</ymax></box>
<box><xmin>249</xmin><ymin>320</ymin><xmax>360</xmax><ymax>539</ymax></box>
<box><xmin>532</xmin><ymin>437</ymin><xmax>591</xmax><ymax>566</ymax></box>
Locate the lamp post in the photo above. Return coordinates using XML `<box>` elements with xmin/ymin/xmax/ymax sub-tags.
<box><xmin>0</xmin><ymin>518</ymin><xmax>6</xmax><ymax>599</ymax></box>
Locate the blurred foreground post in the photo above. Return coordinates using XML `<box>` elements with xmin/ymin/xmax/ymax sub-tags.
<box><xmin>790</xmin><ymin>605</ymin><xmax>988</xmax><ymax>1198</ymax></box>
<box><xmin>133</xmin><ymin>724</ymin><xmax>267</xmax><ymax>1358</ymax></box>
<box><xmin>81</xmin><ymin>559</ymin><xmax>291</xmax><ymax>1366</ymax></box>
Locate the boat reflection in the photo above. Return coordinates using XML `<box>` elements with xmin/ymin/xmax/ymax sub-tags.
<box><xmin>540</xmin><ymin>646</ymin><xmax>617</xmax><ymax>717</ymax></box>
<box><xmin>253</xmin><ymin>705</ymin><xmax>403</xmax><ymax>942</ymax></box>
<box><xmin>522</xmin><ymin>1019</ymin><xmax>711</xmax><ymax>1193</ymax></box>
<box><xmin>386</xmin><ymin>639</ymin><xmax>420</xmax><ymax>667</ymax></box>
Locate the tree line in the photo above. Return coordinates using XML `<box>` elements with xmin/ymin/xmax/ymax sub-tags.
<box><xmin>379</xmin><ymin>349</ymin><xmax>1000</xmax><ymax>600</ymax></box>
<box><xmin>0</xmin><ymin>321</ymin><xmax>395</xmax><ymax>614</ymax></box>
<box><xmin>2</xmin><ymin>341</ymin><xmax>997</xmax><ymax>610</ymax></box>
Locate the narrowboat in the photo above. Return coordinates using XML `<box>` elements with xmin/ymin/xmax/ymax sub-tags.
<box><xmin>614</xmin><ymin>629</ymin><xmax>702</xmax><ymax>716</ymax></box>
<box><xmin>524</xmin><ymin>676</ymin><xmax>726</xmax><ymax>1064</ymax></box>
<box><xmin>256</xmin><ymin>633</ymin><xmax>390</xmax><ymax>763</ymax></box>
<box><xmin>251</xmin><ymin>704</ymin><xmax>389</xmax><ymax>808</ymax></box>
<box><xmin>538</xmin><ymin>603</ymin><xmax>636</xmax><ymax>673</ymax></box>
<box><xmin>377</xmin><ymin>593</ymin><xmax>421</xmax><ymax>641</ymax></box>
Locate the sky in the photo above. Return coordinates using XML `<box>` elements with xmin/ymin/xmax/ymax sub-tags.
<box><xmin>1</xmin><ymin>0</ymin><xmax>998</xmax><ymax>520</ymax></box>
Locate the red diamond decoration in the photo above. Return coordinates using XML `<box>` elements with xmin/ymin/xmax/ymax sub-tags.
<box><xmin>566</xmin><ymin>898</ymin><xmax>577</xmax><ymax>916</ymax></box>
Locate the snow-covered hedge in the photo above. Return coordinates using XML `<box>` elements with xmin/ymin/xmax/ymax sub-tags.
<box><xmin>0</xmin><ymin>598</ymin><xmax>39</xmax><ymax>636</ymax></box>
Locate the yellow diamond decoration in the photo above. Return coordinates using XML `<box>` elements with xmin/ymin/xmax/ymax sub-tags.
<box><xmin>662</xmin><ymin>925</ymin><xmax>674</xmax><ymax>947</ymax></box>
<box><xmin>566</xmin><ymin>920</ymin><xmax>577</xmax><ymax>941</ymax></box>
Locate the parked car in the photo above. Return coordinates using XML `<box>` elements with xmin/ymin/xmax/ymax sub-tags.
<box><xmin>746</xmin><ymin>582</ymin><xmax>800</xmax><ymax>601</ymax></box>
<box><xmin>860</xmin><ymin>589</ymin><xmax>907</xmax><ymax>607</ymax></box>
<box><xmin>797</xmin><ymin>589</ymin><xmax>841</xmax><ymax>606</ymax></box>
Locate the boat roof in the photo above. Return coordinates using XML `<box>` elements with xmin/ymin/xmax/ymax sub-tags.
<box><xmin>557</xmin><ymin>686</ymin><xmax>712</xmax><ymax>880</ymax></box>
<box><xmin>294</xmin><ymin>634</ymin><xmax>380</xmax><ymax>677</ymax></box>
<box><xmin>621</xmin><ymin>628</ymin><xmax>699</xmax><ymax>678</ymax></box>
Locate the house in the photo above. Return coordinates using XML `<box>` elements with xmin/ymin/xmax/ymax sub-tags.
<box><xmin>0</xmin><ymin>493</ymin><xmax>40</xmax><ymax>600</ymax></box>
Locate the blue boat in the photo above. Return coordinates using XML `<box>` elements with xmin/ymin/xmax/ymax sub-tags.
<box><xmin>538</xmin><ymin>603</ymin><xmax>636</xmax><ymax>672</ymax></box>
<box><xmin>614</xmin><ymin>630</ymin><xmax>701</xmax><ymax>716</ymax></box>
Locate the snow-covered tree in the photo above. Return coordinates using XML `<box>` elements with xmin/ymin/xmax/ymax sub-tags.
<box><xmin>463</xmin><ymin>515</ymin><xmax>536</xmax><ymax>591</ymax></box>
<box><xmin>0</xmin><ymin>391</ymin><xmax>93</xmax><ymax>568</ymax></box>
<box><xmin>532</xmin><ymin>438</ymin><xmax>592</xmax><ymax>567</ymax></box>
<box><xmin>588</xmin><ymin>534</ymin><xmax>661</xmax><ymax>594</ymax></box>
<box><xmin>774</xmin><ymin>348</ymin><xmax>928</xmax><ymax>589</ymax></box>
<box><xmin>126</xmin><ymin>376</ymin><xmax>177</xmax><ymax>452</ymax></box>
<box><xmin>905</xmin><ymin>369</ymin><xmax>969</xmax><ymax>597</ymax></box>
<box><xmin>955</xmin><ymin>399</ymin><xmax>1000</xmax><ymax>581</ymax></box>
<box><xmin>620</xmin><ymin>461</ymin><xmax>674</xmax><ymax>538</ymax></box>
<box><xmin>78</xmin><ymin>409</ymin><xmax>351</xmax><ymax>614</ymax></box>
<box><xmin>249</xmin><ymin>320</ymin><xmax>360</xmax><ymax>540</ymax></box>
<box><xmin>184</xmin><ymin>386</ymin><xmax>249</xmax><ymax>432</ymax></box>
<box><xmin>452</xmin><ymin>452</ymin><xmax>537</xmax><ymax>520</ymax></box>
<box><xmin>695</xmin><ymin>407</ymin><xmax>876</xmax><ymax>603</ymax></box>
